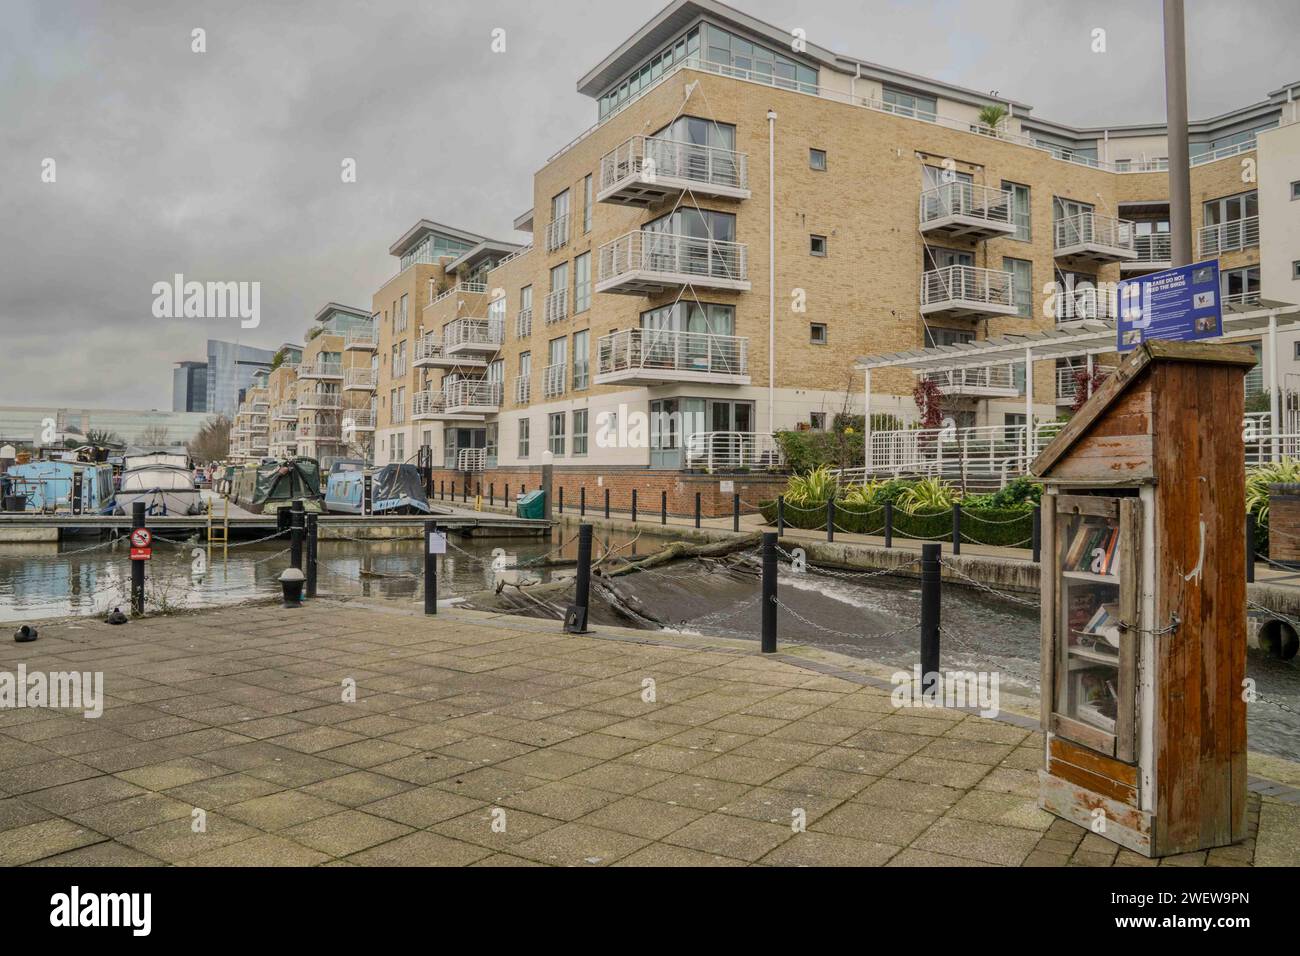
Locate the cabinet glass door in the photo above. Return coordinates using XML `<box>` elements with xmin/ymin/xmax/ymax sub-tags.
<box><xmin>1053</xmin><ymin>495</ymin><xmax>1139</xmax><ymax>762</ymax></box>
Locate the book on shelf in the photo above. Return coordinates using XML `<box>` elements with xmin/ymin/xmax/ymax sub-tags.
<box><xmin>1062</xmin><ymin>520</ymin><xmax>1121</xmax><ymax>575</ymax></box>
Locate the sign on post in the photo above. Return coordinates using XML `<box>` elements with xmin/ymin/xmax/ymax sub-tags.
<box><xmin>427</xmin><ymin>531</ymin><xmax>447</xmax><ymax>555</ymax></box>
<box><xmin>1116</xmin><ymin>260</ymin><xmax>1222</xmax><ymax>352</ymax></box>
<box><xmin>130</xmin><ymin>527</ymin><xmax>152</xmax><ymax>561</ymax></box>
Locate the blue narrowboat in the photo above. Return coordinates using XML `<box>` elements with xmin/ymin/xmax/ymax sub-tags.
<box><xmin>3</xmin><ymin>459</ymin><xmax>115</xmax><ymax>514</ymax></box>
<box><xmin>324</xmin><ymin>461</ymin><xmax>431</xmax><ymax>515</ymax></box>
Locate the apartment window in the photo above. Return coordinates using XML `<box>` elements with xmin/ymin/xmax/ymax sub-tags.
<box><xmin>1221</xmin><ymin>266</ymin><xmax>1261</xmax><ymax>304</ymax></box>
<box><xmin>583</xmin><ymin>174</ymin><xmax>593</xmax><ymax>233</ymax></box>
<box><xmin>1293</xmin><ymin>260</ymin><xmax>1300</xmax><ymax>280</ymax></box>
<box><xmin>572</xmin><ymin>330</ymin><xmax>589</xmax><ymax>390</ymax></box>
<box><xmin>810</xmin><ymin>323</ymin><xmax>827</xmax><ymax>345</ymax></box>
<box><xmin>1292</xmin><ymin>181</ymin><xmax>1300</xmax><ymax>201</ymax></box>
<box><xmin>1053</xmin><ymin>196</ymin><xmax>1094</xmax><ymax>223</ymax></box>
<box><xmin>517</xmin><ymin>418</ymin><xmax>530</xmax><ymax>458</ymax></box>
<box><xmin>809</xmin><ymin>149</ymin><xmax>827</xmax><ymax>171</ymax></box>
<box><xmin>573</xmin><ymin>252</ymin><xmax>591</xmax><ymax>314</ymax></box>
<box><xmin>1004</xmin><ymin>257</ymin><xmax>1033</xmax><ymax>318</ymax></box>
<box><xmin>925</xmin><ymin>327</ymin><xmax>975</xmax><ymax>348</ymax></box>
<box><xmin>810</xmin><ymin>412</ymin><xmax>826</xmax><ymax>430</ymax></box>
<box><xmin>1002</xmin><ymin>181</ymin><xmax>1031</xmax><ymax>242</ymax></box>
<box><xmin>397</xmin><ymin>294</ymin><xmax>409</xmax><ymax>332</ymax></box>
<box><xmin>810</xmin><ymin>235</ymin><xmax>827</xmax><ymax>257</ymax></box>
<box><xmin>1204</xmin><ymin>190</ymin><xmax>1258</xmax><ymax>226</ymax></box>
<box><xmin>573</xmin><ymin>409</ymin><xmax>589</xmax><ymax>456</ymax></box>
<box><xmin>882</xmin><ymin>85</ymin><xmax>937</xmax><ymax>122</ymax></box>
<box><xmin>393</xmin><ymin>432</ymin><xmax>404</xmax><ymax>464</ymax></box>
<box><xmin>548</xmin><ymin>412</ymin><xmax>566</xmax><ymax>456</ymax></box>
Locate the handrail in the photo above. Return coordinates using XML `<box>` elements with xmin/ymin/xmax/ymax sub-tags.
<box><xmin>921</xmin><ymin>264</ymin><xmax>1014</xmax><ymax>309</ymax></box>
<box><xmin>600</xmin><ymin>135</ymin><xmax>748</xmax><ymax>193</ymax></box>
<box><xmin>1054</xmin><ymin>211</ymin><xmax>1136</xmax><ymax>252</ymax></box>
<box><xmin>918</xmin><ymin>181</ymin><xmax>1013</xmax><ymax>226</ymax></box>
<box><xmin>1198</xmin><ymin>215</ymin><xmax>1259</xmax><ymax>258</ymax></box>
<box><xmin>597</xmin><ymin>328</ymin><xmax>748</xmax><ymax>376</ymax></box>
<box><xmin>598</xmin><ymin>231</ymin><xmax>748</xmax><ymax>284</ymax></box>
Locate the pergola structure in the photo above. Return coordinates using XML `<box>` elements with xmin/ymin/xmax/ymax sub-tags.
<box><xmin>854</xmin><ymin>300</ymin><xmax>1300</xmax><ymax>460</ymax></box>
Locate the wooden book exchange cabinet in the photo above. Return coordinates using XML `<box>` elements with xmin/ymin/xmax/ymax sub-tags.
<box><xmin>1031</xmin><ymin>340</ymin><xmax>1254</xmax><ymax>857</ymax></box>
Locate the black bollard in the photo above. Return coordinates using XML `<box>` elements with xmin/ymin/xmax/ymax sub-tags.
<box><xmin>826</xmin><ymin>497</ymin><xmax>834</xmax><ymax>542</ymax></box>
<box><xmin>631</xmin><ymin>489</ymin><xmax>637</xmax><ymax>523</ymax></box>
<box><xmin>565</xmin><ymin>523</ymin><xmax>593</xmax><ymax>634</ymax></box>
<box><xmin>733</xmin><ymin>493</ymin><xmax>740</xmax><ymax>533</ymax></box>
<box><xmin>558</xmin><ymin>486</ymin><xmax>564</xmax><ymax>514</ymax></box>
<box><xmin>884</xmin><ymin>500</ymin><xmax>894</xmax><ymax>548</ymax></box>
<box><xmin>424</xmin><ymin>520</ymin><xmax>440</xmax><ymax>615</ymax></box>
<box><xmin>440</xmin><ymin>479</ymin><xmax>445</xmax><ymax>500</ymax></box>
<box><xmin>290</xmin><ymin>500</ymin><xmax>305</xmax><ymax>570</ymax></box>
<box><xmin>130</xmin><ymin>501</ymin><xmax>146</xmax><ymax>616</ymax></box>
<box><xmin>661</xmin><ymin>490</ymin><xmax>667</xmax><ymax>525</ymax></box>
<box><xmin>490</xmin><ymin>483</ymin><xmax>495</xmax><ymax>507</ymax></box>
<box><xmin>451</xmin><ymin>480</ymin><xmax>456</xmax><ymax>501</ymax></box>
<box><xmin>462</xmin><ymin>482</ymin><xmax>467</xmax><ymax>504</ymax></box>
<box><xmin>951</xmin><ymin>503</ymin><xmax>961</xmax><ymax>556</ymax></box>
<box><xmin>761</xmin><ymin>532</ymin><xmax>778</xmax><ymax>654</ymax></box>
<box><xmin>580</xmin><ymin>486</ymin><xmax>586</xmax><ymax>517</ymax></box>
<box><xmin>777</xmin><ymin>495</ymin><xmax>785</xmax><ymax>535</ymax></box>
<box><xmin>695</xmin><ymin>492</ymin><xmax>701</xmax><ymax>529</ymax></box>
<box><xmin>305</xmin><ymin>513</ymin><xmax>318</xmax><ymax>599</ymax></box>
<box><xmin>604</xmin><ymin>487</ymin><xmax>610</xmax><ymax>519</ymax></box>
<box><xmin>1032</xmin><ymin>506</ymin><xmax>1042</xmax><ymax>563</ymax></box>
<box><xmin>920</xmin><ymin>543</ymin><xmax>941</xmax><ymax>697</ymax></box>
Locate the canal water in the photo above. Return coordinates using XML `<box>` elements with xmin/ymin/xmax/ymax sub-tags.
<box><xmin>2</xmin><ymin>531</ymin><xmax>1297</xmax><ymax>761</ymax></box>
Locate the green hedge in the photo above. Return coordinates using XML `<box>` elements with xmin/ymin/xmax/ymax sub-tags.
<box><xmin>759</xmin><ymin>500</ymin><xmax>1034</xmax><ymax>548</ymax></box>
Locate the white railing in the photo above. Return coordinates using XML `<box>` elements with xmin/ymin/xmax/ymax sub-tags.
<box><xmin>1191</xmin><ymin>140</ymin><xmax>1258</xmax><ymax>168</ymax></box>
<box><xmin>298</xmin><ymin>390</ymin><xmax>342</xmax><ymax>409</ymax></box>
<box><xmin>444</xmin><ymin>317</ymin><xmax>504</xmax><ymax>351</ymax></box>
<box><xmin>414</xmin><ymin>335</ymin><xmax>444</xmax><ymax>363</ymax></box>
<box><xmin>428</xmin><ymin>281</ymin><xmax>488</xmax><ymax>308</ymax></box>
<box><xmin>1198</xmin><ymin>216</ymin><xmax>1259</xmax><ymax>258</ymax></box>
<box><xmin>918</xmin><ymin>182</ymin><xmax>1013</xmax><ymax>228</ymax></box>
<box><xmin>544</xmin><ymin>288</ymin><xmax>569</xmax><ymax>324</ymax></box>
<box><xmin>921</xmin><ymin>265</ymin><xmax>1015</xmax><ymax>311</ymax></box>
<box><xmin>516</xmin><ymin>307</ymin><xmax>533</xmax><ymax>339</ymax></box>
<box><xmin>345</xmin><ymin>368</ymin><xmax>376</xmax><ymax>389</ymax></box>
<box><xmin>514</xmin><ymin>375</ymin><xmax>531</xmax><ymax>405</ymax></box>
<box><xmin>490</xmin><ymin>245</ymin><xmax>533</xmax><ymax>272</ymax></box>
<box><xmin>271</xmin><ymin>429</ymin><xmax>297</xmax><ymax>446</ymax></box>
<box><xmin>1054</xmin><ymin>212</ymin><xmax>1136</xmax><ymax>253</ymax></box>
<box><xmin>923</xmin><ymin>365</ymin><xmax>1017</xmax><ymax>394</ymax></box>
<box><xmin>1132</xmin><ymin>233</ymin><xmax>1171</xmax><ymax>264</ymax></box>
<box><xmin>344</xmin><ymin>328</ymin><xmax>377</xmax><ymax>349</ymax></box>
<box><xmin>545</xmin><ymin>215</ymin><xmax>569</xmax><ymax>252</ymax></box>
<box><xmin>543</xmin><ymin>363</ymin><xmax>566</xmax><ymax>399</ymax></box>
<box><xmin>600</xmin><ymin>135</ymin><xmax>748</xmax><ymax>193</ymax></box>
<box><xmin>343</xmin><ymin>409</ymin><xmax>376</xmax><ymax>430</ymax></box>
<box><xmin>458</xmin><ymin>448</ymin><xmax>487</xmax><ymax>472</ymax></box>
<box><xmin>598</xmin><ymin>231</ymin><xmax>748</xmax><ymax>285</ymax></box>
<box><xmin>297</xmin><ymin>422</ymin><xmax>342</xmax><ymax>440</ymax></box>
<box><xmin>1056</xmin><ymin>364</ymin><xmax>1117</xmax><ymax>403</ymax></box>
<box><xmin>684</xmin><ymin>432</ymin><xmax>783</xmax><ymax>473</ymax></box>
<box><xmin>411</xmin><ymin>391</ymin><xmax>445</xmax><ymax>418</ymax></box>
<box><xmin>868</xmin><ymin>422</ymin><xmax>1067</xmax><ymax>478</ymax></box>
<box><xmin>272</xmin><ymin>401</ymin><xmax>298</xmax><ymax>420</ymax></box>
<box><xmin>445</xmin><ymin>379</ymin><xmax>502</xmax><ymax>410</ymax></box>
<box><xmin>1224</xmin><ymin>291</ymin><xmax>1262</xmax><ymax>307</ymax></box>
<box><xmin>298</xmin><ymin>361</ymin><xmax>343</xmax><ymax>379</ymax></box>
<box><xmin>597</xmin><ymin>328</ymin><xmax>748</xmax><ymax>378</ymax></box>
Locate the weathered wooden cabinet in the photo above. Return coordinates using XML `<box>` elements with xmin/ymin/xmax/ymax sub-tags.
<box><xmin>1031</xmin><ymin>340</ymin><xmax>1254</xmax><ymax>857</ymax></box>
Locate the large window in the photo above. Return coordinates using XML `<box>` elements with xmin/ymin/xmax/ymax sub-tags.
<box><xmin>883</xmin><ymin>85</ymin><xmax>937</xmax><ymax>122</ymax></box>
<box><xmin>1203</xmin><ymin>190</ymin><xmax>1258</xmax><ymax>226</ymax></box>
<box><xmin>1002</xmin><ymin>181</ymin><xmax>1031</xmax><ymax>242</ymax></box>
<box><xmin>583</xmin><ymin>175</ymin><xmax>593</xmax><ymax>234</ymax></box>
<box><xmin>572</xmin><ymin>330</ymin><xmax>589</xmax><ymax>391</ymax></box>
<box><xmin>573</xmin><ymin>252</ymin><xmax>591</xmax><ymax>314</ymax></box>
<box><xmin>1004</xmin><ymin>257</ymin><xmax>1033</xmax><ymax>318</ymax></box>
<box><xmin>1221</xmin><ymin>266</ymin><xmax>1260</xmax><ymax>304</ymax></box>
<box><xmin>645</xmin><ymin>206</ymin><xmax>735</xmax><ymax>242</ymax></box>
<box><xmin>640</xmin><ymin>301</ymin><xmax>734</xmax><ymax>335</ymax></box>
<box><xmin>548</xmin><ymin>412</ymin><xmax>566</xmax><ymax>456</ymax></box>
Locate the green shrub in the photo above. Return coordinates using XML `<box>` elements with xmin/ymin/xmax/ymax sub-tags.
<box><xmin>760</xmin><ymin>498</ymin><xmax>1034</xmax><ymax>548</ymax></box>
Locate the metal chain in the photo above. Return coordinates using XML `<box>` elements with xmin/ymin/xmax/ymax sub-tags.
<box><xmin>938</xmin><ymin>558</ymin><xmax>1040</xmax><ymax>608</ymax></box>
<box><xmin>773</xmin><ymin>596</ymin><xmax>917</xmax><ymax>643</ymax></box>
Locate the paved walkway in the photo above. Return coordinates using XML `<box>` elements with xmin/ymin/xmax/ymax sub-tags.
<box><xmin>1</xmin><ymin>601</ymin><xmax>1293</xmax><ymax>867</ymax></box>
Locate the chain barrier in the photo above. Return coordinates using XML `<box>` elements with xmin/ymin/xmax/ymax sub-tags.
<box><xmin>937</xmin><ymin>558</ymin><xmax>1041</xmax><ymax>609</ymax></box>
<box><xmin>773</xmin><ymin>596</ymin><xmax>917</xmax><ymax>643</ymax></box>
<box><xmin>662</xmin><ymin>592</ymin><xmax>764</xmax><ymax>634</ymax></box>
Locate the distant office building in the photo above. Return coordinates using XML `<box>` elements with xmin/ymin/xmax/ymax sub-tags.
<box><xmin>205</xmin><ymin>340</ymin><xmax>277</xmax><ymax>419</ymax></box>
<box><xmin>0</xmin><ymin>405</ymin><xmax>210</xmax><ymax>448</ymax></box>
<box><xmin>172</xmin><ymin>361</ymin><xmax>208</xmax><ymax>412</ymax></box>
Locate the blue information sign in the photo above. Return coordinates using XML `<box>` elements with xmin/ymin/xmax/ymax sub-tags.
<box><xmin>1116</xmin><ymin>260</ymin><xmax>1222</xmax><ymax>352</ymax></box>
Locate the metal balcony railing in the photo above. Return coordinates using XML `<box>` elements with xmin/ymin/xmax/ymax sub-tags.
<box><xmin>1132</xmin><ymin>233</ymin><xmax>1171</xmax><ymax>264</ymax></box>
<box><xmin>298</xmin><ymin>390</ymin><xmax>342</xmax><ymax>410</ymax></box>
<box><xmin>1054</xmin><ymin>212</ymin><xmax>1136</xmax><ymax>254</ymax></box>
<box><xmin>684</xmin><ymin>432</ymin><xmax>783</xmax><ymax>473</ymax></box>
<box><xmin>411</xmin><ymin>391</ymin><xmax>445</xmax><ymax>418</ymax></box>
<box><xmin>342</xmin><ymin>409</ymin><xmax>376</xmax><ymax>430</ymax></box>
<box><xmin>543</xmin><ymin>289</ymin><xmax>568</xmax><ymax>324</ymax></box>
<box><xmin>923</xmin><ymin>366</ymin><xmax>1018</xmax><ymax>395</ymax></box>
<box><xmin>597</xmin><ymin>328</ymin><xmax>748</xmax><ymax>378</ymax></box>
<box><xmin>600</xmin><ymin>135</ymin><xmax>748</xmax><ymax>194</ymax></box>
<box><xmin>297</xmin><ymin>422</ymin><xmax>342</xmax><ymax>440</ymax></box>
<box><xmin>444</xmin><ymin>317</ymin><xmax>504</xmax><ymax>351</ymax></box>
<box><xmin>271</xmin><ymin>429</ymin><xmax>297</xmax><ymax>446</ymax></box>
<box><xmin>921</xmin><ymin>265</ymin><xmax>1015</xmax><ymax>311</ymax></box>
<box><xmin>344</xmin><ymin>328</ymin><xmax>377</xmax><ymax>350</ymax></box>
<box><xmin>918</xmin><ymin>182</ymin><xmax>1013</xmax><ymax>229</ymax></box>
<box><xmin>271</xmin><ymin>402</ymin><xmax>298</xmax><ymax>421</ymax></box>
<box><xmin>545</xmin><ymin>214</ymin><xmax>569</xmax><ymax>252</ymax></box>
<box><xmin>543</xmin><ymin>363</ymin><xmax>566</xmax><ymax>399</ymax></box>
<box><xmin>345</xmin><ymin>368</ymin><xmax>376</xmax><ymax>390</ymax></box>
<box><xmin>298</xmin><ymin>361</ymin><xmax>344</xmax><ymax>379</ymax></box>
<box><xmin>445</xmin><ymin>379</ymin><xmax>502</xmax><ymax>411</ymax></box>
<box><xmin>1198</xmin><ymin>216</ymin><xmax>1259</xmax><ymax>258</ymax></box>
<box><xmin>598</xmin><ymin>231</ymin><xmax>748</xmax><ymax>286</ymax></box>
<box><xmin>516</xmin><ymin>307</ymin><xmax>533</xmax><ymax>339</ymax></box>
<box><xmin>514</xmin><ymin>375</ymin><xmax>531</xmax><ymax>405</ymax></box>
<box><xmin>458</xmin><ymin>448</ymin><xmax>487</xmax><ymax>473</ymax></box>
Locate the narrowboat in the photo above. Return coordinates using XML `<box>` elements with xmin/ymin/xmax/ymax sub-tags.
<box><xmin>114</xmin><ymin>465</ymin><xmax>205</xmax><ymax>516</ymax></box>
<box><xmin>324</xmin><ymin>461</ymin><xmax>431</xmax><ymax>515</ymax></box>
<box><xmin>3</xmin><ymin>458</ymin><xmax>115</xmax><ymax>514</ymax></box>
<box><xmin>232</xmin><ymin>457</ymin><xmax>324</xmax><ymax>515</ymax></box>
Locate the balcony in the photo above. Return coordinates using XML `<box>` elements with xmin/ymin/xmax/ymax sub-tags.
<box><xmin>457</xmin><ymin>448</ymin><xmax>487</xmax><ymax>473</ymax></box>
<box><xmin>545</xmin><ymin>215</ymin><xmax>570</xmax><ymax>253</ymax></box>
<box><xmin>598</xmin><ymin>135</ymin><xmax>750</xmax><ymax>206</ymax></box>
<box><xmin>445</xmin><ymin>379</ymin><xmax>502</xmax><ymax>415</ymax></box>
<box><xmin>297</xmin><ymin>422</ymin><xmax>341</xmax><ymax>441</ymax></box>
<box><xmin>298</xmin><ymin>361</ymin><xmax>344</xmax><ymax>380</ymax></box>
<box><xmin>514</xmin><ymin>375</ymin><xmax>531</xmax><ymax>405</ymax></box>
<box><xmin>918</xmin><ymin>182</ymin><xmax>1016</xmax><ymax>241</ymax></box>
<box><xmin>543</xmin><ymin>363</ymin><xmax>566</xmax><ymax>399</ymax></box>
<box><xmin>344</xmin><ymin>328</ymin><xmax>378</xmax><ymax>351</ymax></box>
<box><xmin>444</xmin><ymin>317</ymin><xmax>504</xmax><ymax>356</ymax></box>
<box><xmin>271</xmin><ymin>428</ymin><xmax>297</xmax><ymax>445</ymax></box>
<box><xmin>271</xmin><ymin>402</ymin><xmax>298</xmax><ymax>421</ymax></box>
<box><xmin>1054</xmin><ymin>212</ymin><xmax>1137</xmax><ymax>262</ymax></box>
<box><xmin>1121</xmin><ymin>233</ymin><xmax>1172</xmax><ymax>273</ymax></box>
<box><xmin>344</xmin><ymin>368</ymin><xmax>376</xmax><ymax>391</ymax></box>
<box><xmin>298</xmin><ymin>389</ymin><xmax>342</xmax><ymax>410</ymax></box>
<box><xmin>516</xmin><ymin>307</ymin><xmax>533</xmax><ymax>339</ymax></box>
<box><xmin>342</xmin><ymin>409</ymin><xmax>376</xmax><ymax>433</ymax></box>
<box><xmin>1199</xmin><ymin>216</ymin><xmax>1259</xmax><ymax>258</ymax></box>
<box><xmin>923</xmin><ymin>366</ymin><xmax>1020</xmax><ymax>399</ymax></box>
<box><xmin>1056</xmin><ymin>364</ymin><xmax>1117</xmax><ymax>405</ymax></box>
<box><xmin>597</xmin><ymin>231</ymin><xmax>750</xmax><ymax>296</ymax></box>
<box><xmin>684</xmin><ymin>432</ymin><xmax>783</xmax><ymax>473</ymax></box>
<box><xmin>920</xmin><ymin>265</ymin><xmax>1018</xmax><ymax>319</ymax></box>
<box><xmin>543</xmin><ymin>289</ymin><xmax>568</xmax><ymax>325</ymax></box>
<box><xmin>595</xmin><ymin>328</ymin><xmax>750</xmax><ymax>386</ymax></box>
<box><xmin>413</xmin><ymin>334</ymin><xmax>481</xmax><ymax>369</ymax></box>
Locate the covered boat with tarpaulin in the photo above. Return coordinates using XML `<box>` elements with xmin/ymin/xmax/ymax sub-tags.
<box><xmin>232</xmin><ymin>457</ymin><xmax>324</xmax><ymax>515</ymax></box>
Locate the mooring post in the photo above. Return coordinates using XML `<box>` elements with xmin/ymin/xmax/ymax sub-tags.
<box><xmin>462</xmin><ymin>481</ymin><xmax>467</xmax><ymax>504</ymax></box>
<box><xmin>661</xmin><ymin>490</ymin><xmax>667</xmax><ymax>525</ymax></box>
<box><xmin>72</xmin><ymin>471</ymin><xmax>83</xmax><ymax>516</ymax></box>
<box><xmin>131</xmin><ymin>501</ymin><xmax>146</xmax><ymax>616</ymax></box>
<box><xmin>1246</xmin><ymin>510</ymin><xmax>1255</xmax><ymax>584</ymax></box>
<box><xmin>504</xmin><ymin>483</ymin><xmax>509</xmax><ymax>508</ymax></box>
<box><xmin>951</xmin><ymin>503</ymin><xmax>962</xmax><ymax>556</ymax></box>
<box><xmin>604</xmin><ymin>487</ymin><xmax>610</xmax><ymax>519</ymax></box>
<box><xmin>305</xmin><ymin>513</ymin><xmax>318</xmax><ymax>599</ymax></box>
<box><xmin>558</xmin><ymin>486</ymin><xmax>564</xmax><ymax>514</ymax></box>
<box><xmin>565</xmin><ymin>523</ymin><xmax>593</xmax><ymax>634</ymax></box>
<box><xmin>733</xmin><ymin>493</ymin><xmax>740</xmax><ymax>533</ymax></box>
<box><xmin>489</xmin><ymin>483</ymin><xmax>494</xmax><ymax>508</ymax></box>
<box><xmin>290</xmin><ymin>500</ymin><xmax>305</xmax><ymax>570</ymax></box>
<box><xmin>1032</xmin><ymin>506</ymin><xmax>1042</xmax><ymax>563</ymax></box>
<box><xmin>826</xmin><ymin>497</ymin><xmax>834</xmax><ymax>543</ymax></box>
<box><xmin>884</xmin><ymin>500</ymin><xmax>894</xmax><ymax>548</ymax></box>
<box><xmin>580</xmin><ymin>486</ymin><xmax>586</xmax><ymax>517</ymax></box>
<box><xmin>777</xmin><ymin>495</ymin><xmax>785</xmax><ymax>535</ymax></box>
<box><xmin>424</xmin><ymin>520</ymin><xmax>439</xmax><ymax>615</ymax></box>
<box><xmin>695</xmin><ymin>492</ymin><xmax>702</xmax><ymax>529</ymax></box>
<box><xmin>451</xmin><ymin>480</ymin><xmax>456</xmax><ymax>502</ymax></box>
<box><xmin>920</xmin><ymin>542</ymin><xmax>941</xmax><ymax>696</ymax></box>
<box><xmin>440</xmin><ymin>479</ymin><xmax>444</xmax><ymax>500</ymax></box>
<box><xmin>761</xmin><ymin>531</ymin><xmax>778</xmax><ymax>654</ymax></box>
<box><xmin>631</xmin><ymin>489</ymin><xmax>638</xmax><ymax>523</ymax></box>
<box><xmin>362</xmin><ymin>473</ymin><xmax>372</xmax><ymax>516</ymax></box>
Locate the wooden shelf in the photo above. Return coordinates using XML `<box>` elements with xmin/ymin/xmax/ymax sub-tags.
<box><xmin>1067</xmin><ymin>644</ymin><xmax>1120</xmax><ymax>667</ymax></box>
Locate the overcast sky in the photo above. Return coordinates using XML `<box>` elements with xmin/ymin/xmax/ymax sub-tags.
<box><xmin>2</xmin><ymin>0</ymin><xmax>1296</xmax><ymax>411</ymax></box>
